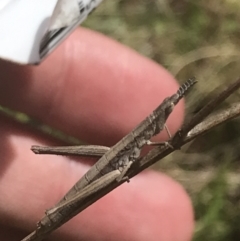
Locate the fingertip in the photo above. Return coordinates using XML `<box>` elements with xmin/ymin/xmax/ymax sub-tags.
<box><xmin>63</xmin><ymin>171</ymin><xmax>194</xmax><ymax>241</ymax></box>
<box><xmin>126</xmin><ymin>171</ymin><xmax>194</xmax><ymax>241</ymax></box>
<box><xmin>0</xmin><ymin>28</ymin><xmax>184</xmax><ymax>145</ymax></box>
<box><xmin>60</xmin><ymin>28</ymin><xmax>185</xmax><ymax>144</ymax></box>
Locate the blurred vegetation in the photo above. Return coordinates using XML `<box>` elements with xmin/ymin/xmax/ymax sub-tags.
<box><xmin>83</xmin><ymin>1</ymin><xmax>240</xmax><ymax>240</ymax></box>
<box><xmin>1</xmin><ymin>0</ymin><xmax>240</xmax><ymax>240</ymax></box>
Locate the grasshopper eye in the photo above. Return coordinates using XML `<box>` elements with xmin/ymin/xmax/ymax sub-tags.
<box><xmin>165</xmin><ymin>102</ymin><xmax>175</xmax><ymax>115</ymax></box>
<box><xmin>169</xmin><ymin>102</ymin><xmax>175</xmax><ymax>112</ymax></box>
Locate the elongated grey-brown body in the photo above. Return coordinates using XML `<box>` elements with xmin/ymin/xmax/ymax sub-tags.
<box><xmin>54</xmin><ymin>78</ymin><xmax>197</xmax><ymax>206</ymax></box>
<box><xmin>33</xmin><ymin>78</ymin><xmax>197</xmax><ymax>238</ymax></box>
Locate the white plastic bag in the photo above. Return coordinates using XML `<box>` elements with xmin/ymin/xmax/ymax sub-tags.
<box><xmin>0</xmin><ymin>0</ymin><xmax>102</xmax><ymax>64</ymax></box>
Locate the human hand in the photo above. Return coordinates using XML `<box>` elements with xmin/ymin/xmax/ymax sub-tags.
<box><xmin>0</xmin><ymin>28</ymin><xmax>194</xmax><ymax>241</ymax></box>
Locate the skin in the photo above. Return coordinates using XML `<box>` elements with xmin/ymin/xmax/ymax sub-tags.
<box><xmin>0</xmin><ymin>28</ymin><xmax>194</xmax><ymax>241</ymax></box>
